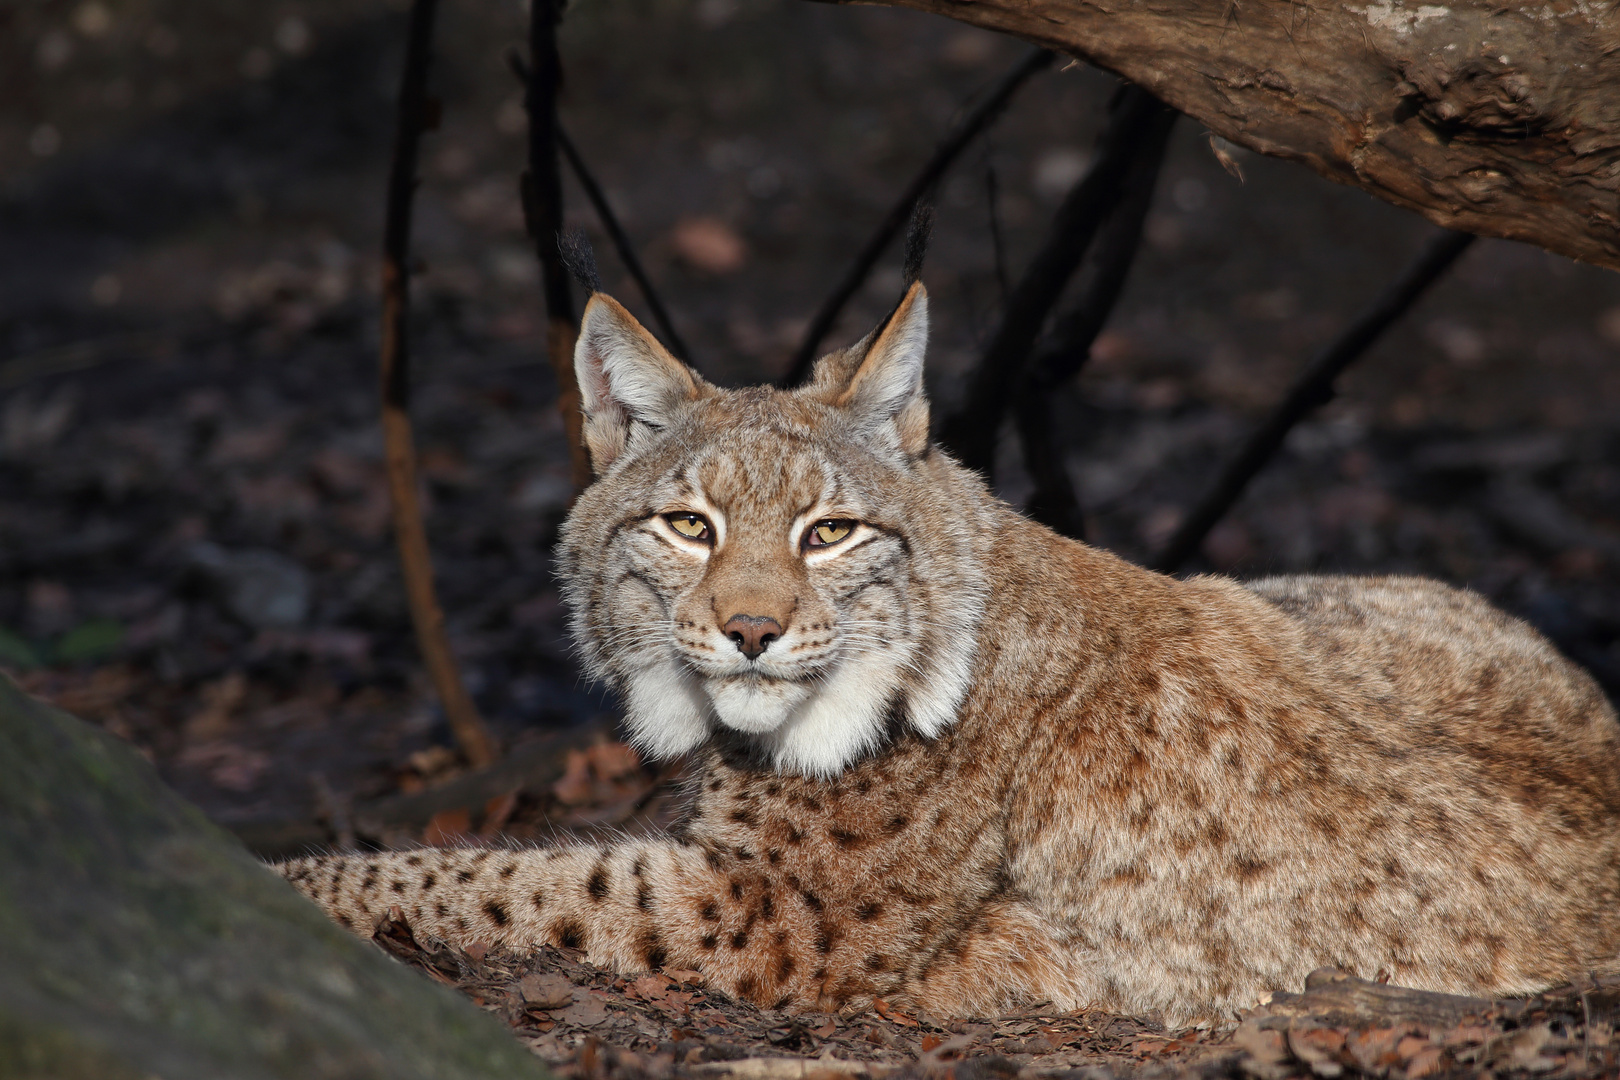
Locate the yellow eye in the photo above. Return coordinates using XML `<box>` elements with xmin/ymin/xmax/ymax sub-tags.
<box><xmin>665</xmin><ymin>512</ymin><xmax>711</xmax><ymax>541</ymax></box>
<box><xmin>806</xmin><ymin>520</ymin><xmax>854</xmax><ymax>548</ymax></box>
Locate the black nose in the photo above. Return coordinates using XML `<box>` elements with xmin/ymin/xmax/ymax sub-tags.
<box><xmin>723</xmin><ymin>614</ymin><xmax>783</xmax><ymax>660</ymax></box>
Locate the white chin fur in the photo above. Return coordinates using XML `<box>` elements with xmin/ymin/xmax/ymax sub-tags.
<box><xmin>708</xmin><ymin>676</ymin><xmax>812</xmax><ymax>734</ymax></box>
<box><xmin>620</xmin><ymin>634</ymin><xmax>972</xmax><ymax>778</ymax></box>
<box><xmin>759</xmin><ymin>648</ymin><xmax>908</xmax><ymax>777</ymax></box>
<box><xmin>621</xmin><ymin>663</ymin><xmax>711</xmax><ymax>758</ymax></box>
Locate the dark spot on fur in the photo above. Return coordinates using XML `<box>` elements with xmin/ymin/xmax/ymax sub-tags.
<box><xmin>801</xmin><ymin>889</ymin><xmax>823</xmax><ymax>911</ymax></box>
<box><xmin>1234</xmin><ymin>856</ymin><xmax>1270</xmax><ymax>881</ymax></box>
<box><xmin>730</xmin><ymin>807</ymin><xmax>758</xmax><ymax>826</ymax></box>
<box><xmin>391</xmin><ymin>880</ymin><xmax>406</xmax><ymax>894</ymax></box>
<box><xmin>336</xmin><ymin>912</ymin><xmax>353</xmax><ymax>928</ymax></box>
<box><xmin>705</xmin><ymin>850</ymin><xmax>725</xmax><ymax>872</ymax></box>
<box><xmin>812</xmin><ymin>967</ymin><xmax>827</xmax><ymax>981</ymax></box>
<box><xmin>700</xmin><ymin>934</ymin><xmax>718</xmax><ymax>950</ymax></box>
<box><xmin>500</xmin><ymin>863</ymin><xmax>517</xmax><ymax>879</ymax></box>
<box><xmin>485</xmin><ymin>901</ymin><xmax>509</xmax><ymax>927</ymax></box>
<box><xmin>767</xmin><ymin>849</ymin><xmax>783</xmax><ymax>865</ymax></box>
<box><xmin>776</xmin><ymin>953</ymin><xmax>795</xmax><ymax>982</ymax></box>
<box><xmin>709</xmin><ymin>777</ymin><xmax>724</xmax><ymax>792</ymax></box>
<box><xmin>420</xmin><ymin>873</ymin><xmax>436</xmax><ymax>891</ymax></box>
<box><xmin>643</xmin><ymin>932</ymin><xmax>667</xmax><ymax>970</ymax></box>
<box><xmin>885</xmin><ymin>815</ymin><xmax>908</xmax><ymax>834</ymax></box>
<box><xmin>456</xmin><ymin>870</ymin><xmax>475</xmax><ymax>883</ymax></box>
<box><xmin>772</xmin><ymin>995</ymin><xmax>793</xmax><ymax>1010</ymax></box>
<box><xmin>865</xmin><ymin>954</ymin><xmax>887</xmax><ymax>972</ymax></box>
<box><xmin>637</xmin><ymin>882</ymin><xmax>654</xmax><ymax>911</ymax></box>
<box><xmin>735</xmin><ymin>847</ymin><xmax>755</xmax><ymax>860</ymax></box>
<box><xmin>815</xmin><ymin>931</ymin><xmax>832</xmax><ymax>954</ymax></box>
<box><xmin>828</xmin><ymin>827</ymin><xmax>861</xmax><ymax>849</ymax></box>
<box><xmin>435</xmin><ymin>901</ymin><xmax>449</xmax><ymax>916</ymax></box>
<box><xmin>785</xmin><ymin>825</ymin><xmax>804</xmax><ymax>845</ymax></box>
<box><xmin>587</xmin><ymin>866</ymin><xmax>610</xmax><ymax>901</ymax></box>
<box><xmin>731</xmin><ymin>930</ymin><xmax>749</xmax><ymax>949</ymax></box>
<box><xmin>738</xmin><ymin>975</ymin><xmax>758</xmax><ymax>999</ymax></box>
<box><xmin>855</xmin><ymin>901</ymin><xmax>882</xmax><ymax>921</ymax></box>
<box><xmin>558</xmin><ymin>922</ymin><xmax>585</xmax><ymax>950</ymax></box>
<box><xmin>731</xmin><ymin>880</ymin><xmax>745</xmax><ymax>901</ymax></box>
<box><xmin>631</xmin><ymin>856</ymin><xmax>647</xmax><ymax>878</ymax></box>
<box><xmin>765</xmin><ymin>782</ymin><xmax>781</xmax><ymax>796</ymax></box>
<box><xmin>360</xmin><ymin>871</ymin><xmax>378</xmax><ymax>892</ymax></box>
<box><xmin>406</xmin><ymin>855</ymin><xmax>423</xmax><ymax>867</ymax></box>
<box><xmin>472</xmin><ymin>851</ymin><xmax>492</xmax><ymax>864</ymax></box>
<box><xmin>532</xmin><ymin>890</ymin><xmax>546</xmax><ymax>908</ymax></box>
<box><xmin>761</xmin><ymin>895</ymin><xmax>775</xmax><ymax>920</ymax></box>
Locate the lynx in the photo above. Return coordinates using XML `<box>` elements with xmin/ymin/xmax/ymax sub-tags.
<box><xmin>277</xmin><ymin>282</ymin><xmax>1620</xmax><ymax>1026</ymax></box>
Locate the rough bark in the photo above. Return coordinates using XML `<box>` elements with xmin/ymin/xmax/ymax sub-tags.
<box><xmin>0</xmin><ymin>675</ymin><xmax>547</xmax><ymax>1080</ymax></box>
<box><xmin>828</xmin><ymin>0</ymin><xmax>1620</xmax><ymax>270</ymax></box>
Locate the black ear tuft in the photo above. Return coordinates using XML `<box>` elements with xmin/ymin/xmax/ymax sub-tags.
<box><xmin>901</xmin><ymin>203</ymin><xmax>935</xmax><ymax>285</ymax></box>
<box><xmin>558</xmin><ymin>229</ymin><xmax>603</xmax><ymax>294</ymax></box>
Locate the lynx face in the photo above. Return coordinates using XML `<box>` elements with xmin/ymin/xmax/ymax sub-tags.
<box><xmin>557</xmin><ymin>286</ymin><xmax>988</xmax><ymax>777</ymax></box>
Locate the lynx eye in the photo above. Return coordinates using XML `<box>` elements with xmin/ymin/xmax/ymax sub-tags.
<box><xmin>805</xmin><ymin>519</ymin><xmax>855</xmax><ymax>549</ymax></box>
<box><xmin>664</xmin><ymin>512</ymin><xmax>711</xmax><ymax>541</ymax></box>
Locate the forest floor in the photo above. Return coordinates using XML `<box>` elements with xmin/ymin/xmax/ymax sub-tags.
<box><xmin>3</xmin><ymin>0</ymin><xmax>1620</xmax><ymax>1075</ymax></box>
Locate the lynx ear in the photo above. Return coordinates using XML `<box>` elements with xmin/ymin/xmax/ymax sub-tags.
<box><xmin>834</xmin><ymin>282</ymin><xmax>930</xmax><ymax>456</ymax></box>
<box><xmin>574</xmin><ymin>294</ymin><xmax>702</xmax><ymax>473</ymax></box>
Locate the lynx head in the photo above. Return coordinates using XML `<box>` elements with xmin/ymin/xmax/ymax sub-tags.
<box><xmin>556</xmin><ymin>283</ymin><xmax>989</xmax><ymax>777</ymax></box>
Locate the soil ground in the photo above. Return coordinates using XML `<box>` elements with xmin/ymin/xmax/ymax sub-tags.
<box><xmin>2</xmin><ymin>0</ymin><xmax>1619</xmax><ymax>1075</ymax></box>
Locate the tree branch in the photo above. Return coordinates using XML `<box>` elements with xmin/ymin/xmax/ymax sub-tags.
<box><xmin>379</xmin><ymin>0</ymin><xmax>497</xmax><ymax>769</ymax></box>
<box><xmin>820</xmin><ymin>0</ymin><xmax>1620</xmax><ymax>270</ymax></box>
<box><xmin>521</xmin><ymin>0</ymin><xmax>592</xmax><ymax>495</ymax></box>
<box><xmin>506</xmin><ymin>49</ymin><xmax>691</xmax><ymax>364</ymax></box>
<box><xmin>1014</xmin><ymin>107</ymin><xmax>1176</xmax><ymax>537</ymax></box>
<box><xmin>783</xmin><ymin>48</ymin><xmax>1054</xmax><ymax>385</ymax></box>
<box><xmin>937</xmin><ymin>87</ymin><xmax>1175</xmax><ymax>477</ymax></box>
<box><xmin>1152</xmin><ymin>228</ymin><xmax>1476</xmax><ymax>573</ymax></box>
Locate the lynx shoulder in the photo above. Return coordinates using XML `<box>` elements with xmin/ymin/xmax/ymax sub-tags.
<box><xmin>277</xmin><ymin>283</ymin><xmax>1620</xmax><ymax>1025</ymax></box>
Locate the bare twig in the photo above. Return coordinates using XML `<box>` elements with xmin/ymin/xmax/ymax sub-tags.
<box><xmin>557</xmin><ymin>126</ymin><xmax>691</xmax><ymax>361</ymax></box>
<box><xmin>938</xmin><ymin>86</ymin><xmax>1175</xmax><ymax>476</ymax></box>
<box><xmin>1014</xmin><ymin>388</ymin><xmax>1087</xmax><ymax>538</ymax></box>
<box><xmin>783</xmin><ymin>47</ymin><xmax>1054</xmax><ymax>385</ymax></box>
<box><xmin>507</xmin><ymin>49</ymin><xmax>690</xmax><ymax>363</ymax></box>
<box><xmin>379</xmin><ymin>0</ymin><xmax>497</xmax><ymax>768</ymax></box>
<box><xmin>985</xmin><ymin>149</ymin><xmax>1009</xmax><ymax>304</ymax></box>
<box><xmin>1151</xmin><ymin>228</ymin><xmax>1476</xmax><ymax>572</ymax></box>
<box><xmin>1014</xmin><ymin>108</ymin><xmax>1176</xmax><ymax>537</ymax></box>
<box><xmin>521</xmin><ymin>0</ymin><xmax>591</xmax><ymax>494</ymax></box>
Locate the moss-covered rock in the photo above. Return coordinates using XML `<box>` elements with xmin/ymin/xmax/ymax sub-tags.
<box><xmin>0</xmin><ymin>675</ymin><xmax>549</xmax><ymax>1080</ymax></box>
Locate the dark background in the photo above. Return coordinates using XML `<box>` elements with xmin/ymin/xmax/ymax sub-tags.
<box><xmin>2</xmin><ymin>0</ymin><xmax>1617</xmax><ymax>836</ymax></box>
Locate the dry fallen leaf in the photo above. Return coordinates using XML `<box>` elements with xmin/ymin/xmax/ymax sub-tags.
<box><xmin>423</xmin><ymin>807</ymin><xmax>473</xmax><ymax>846</ymax></box>
<box><xmin>871</xmin><ymin>999</ymin><xmax>919</xmax><ymax>1027</ymax></box>
<box><xmin>520</xmin><ymin>972</ymin><xmax>578</xmax><ymax>1009</ymax></box>
<box><xmin>670</xmin><ymin>217</ymin><xmax>747</xmax><ymax>274</ymax></box>
<box><xmin>628</xmin><ymin>973</ymin><xmax>676</xmax><ymax>1000</ymax></box>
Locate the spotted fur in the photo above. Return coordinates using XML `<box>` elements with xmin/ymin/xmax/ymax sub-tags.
<box><xmin>276</xmin><ymin>284</ymin><xmax>1620</xmax><ymax>1025</ymax></box>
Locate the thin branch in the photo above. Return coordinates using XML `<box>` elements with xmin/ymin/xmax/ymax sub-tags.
<box><xmin>1014</xmin><ymin>386</ymin><xmax>1087</xmax><ymax>538</ymax></box>
<box><xmin>783</xmin><ymin>47</ymin><xmax>1054</xmax><ymax>385</ymax></box>
<box><xmin>557</xmin><ymin>125</ymin><xmax>692</xmax><ymax>361</ymax></box>
<box><xmin>379</xmin><ymin>0</ymin><xmax>497</xmax><ymax>768</ymax></box>
<box><xmin>1151</xmin><ymin>228</ymin><xmax>1476</xmax><ymax>573</ymax></box>
<box><xmin>507</xmin><ymin>49</ymin><xmax>691</xmax><ymax>363</ymax></box>
<box><xmin>985</xmin><ymin>149</ymin><xmax>1010</xmax><ymax>305</ymax></box>
<box><xmin>1014</xmin><ymin>109</ymin><xmax>1176</xmax><ymax>537</ymax></box>
<box><xmin>938</xmin><ymin>86</ymin><xmax>1175</xmax><ymax>477</ymax></box>
<box><xmin>520</xmin><ymin>0</ymin><xmax>591</xmax><ymax>495</ymax></box>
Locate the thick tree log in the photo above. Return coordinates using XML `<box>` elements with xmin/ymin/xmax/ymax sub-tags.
<box><xmin>828</xmin><ymin>0</ymin><xmax>1620</xmax><ymax>270</ymax></box>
